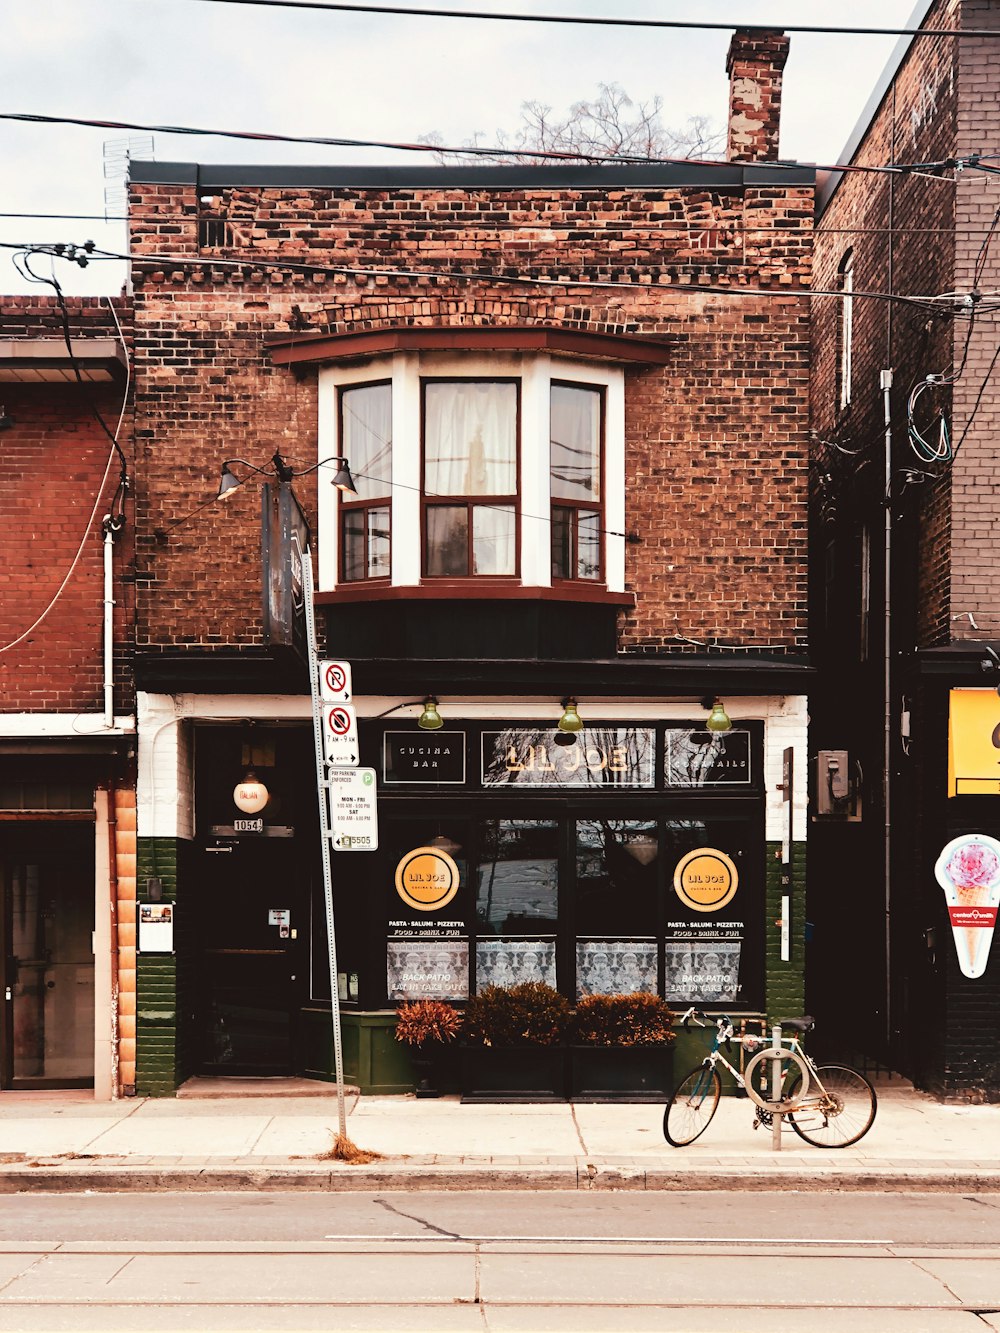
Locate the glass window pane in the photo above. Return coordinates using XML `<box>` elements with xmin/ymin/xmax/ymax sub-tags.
<box><xmin>367</xmin><ymin>507</ymin><xmax>390</xmax><ymax>579</ymax></box>
<box><xmin>341</xmin><ymin>509</ymin><xmax>367</xmax><ymax>582</ymax></box>
<box><xmin>576</xmin><ymin>939</ymin><xmax>658</xmax><ymax>999</ymax></box>
<box><xmin>425</xmin><ymin>382</ymin><xmax>517</xmax><ymax>496</ymax></box>
<box><xmin>551</xmin><ymin>384</ymin><xmax>600</xmax><ymax>502</ymax></box>
<box><xmin>476</xmin><ymin>938</ymin><xmax>557</xmax><ymax>993</ymax></box>
<box><xmin>576</xmin><ymin>819</ymin><xmax>658</xmax><ymax>936</ymax></box>
<box><xmin>577</xmin><ymin>510</ymin><xmax>601</xmax><ymax>580</ymax></box>
<box><xmin>551</xmin><ymin>506</ymin><xmax>571</xmax><ymax>580</ymax></box>
<box><xmin>342</xmin><ymin>383</ymin><xmax>392</xmax><ymax>502</ymax></box>
<box><xmin>425</xmin><ymin>505</ymin><xmax>468</xmax><ymax>577</ymax></box>
<box><xmin>472</xmin><ymin>504</ymin><xmax>515</xmax><ymax>575</ymax></box>
<box><xmin>476</xmin><ymin>819</ymin><xmax>558</xmax><ymax>933</ymax></box>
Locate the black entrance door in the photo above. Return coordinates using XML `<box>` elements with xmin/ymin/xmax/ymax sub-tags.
<box><xmin>0</xmin><ymin>823</ymin><xmax>95</xmax><ymax>1089</ymax></box>
<box><xmin>195</xmin><ymin>839</ymin><xmax>307</xmax><ymax>1076</ymax></box>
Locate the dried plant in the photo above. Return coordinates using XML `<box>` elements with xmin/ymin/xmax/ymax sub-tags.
<box><xmin>573</xmin><ymin>993</ymin><xmax>675</xmax><ymax>1047</ymax></box>
<box><xmin>394</xmin><ymin>999</ymin><xmax>463</xmax><ymax>1048</ymax></box>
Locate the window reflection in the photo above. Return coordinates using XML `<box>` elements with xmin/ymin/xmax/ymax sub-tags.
<box><xmin>475</xmin><ymin>819</ymin><xmax>558</xmax><ymax>933</ymax></box>
<box><xmin>576</xmin><ymin>820</ymin><xmax>657</xmax><ymax>937</ymax></box>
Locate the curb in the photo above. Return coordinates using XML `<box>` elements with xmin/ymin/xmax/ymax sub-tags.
<box><xmin>1</xmin><ymin>1163</ymin><xmax>998</xmax><ymax>1193</ymax></box>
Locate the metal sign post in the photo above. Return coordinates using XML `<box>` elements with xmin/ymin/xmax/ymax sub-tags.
<box><xmin>298</xmin><ymin>539</ymin><xmax>349</xmax><ymax>1141</ymax></box>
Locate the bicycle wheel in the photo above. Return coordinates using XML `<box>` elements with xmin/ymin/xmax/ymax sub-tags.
<box><xmin>785</xmin><ymin>1064</ymin><xmax>877</xmax><ymax>1148</ymax></box>
<box><xmin>663</xmin><ymin>1065</ymin><xmax>722</xmax><ymax>1146</ymax></box>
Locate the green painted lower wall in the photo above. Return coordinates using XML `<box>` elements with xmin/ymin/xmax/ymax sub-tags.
<box><xmin>765</xmin><ymin>839</ymin><xmax>807</xmax><ymax>1023</ymax></box>
<box><xmin>136</xmin><ymin>836</ymin><xmax>183</xmax><ymax>1097</ymax></box>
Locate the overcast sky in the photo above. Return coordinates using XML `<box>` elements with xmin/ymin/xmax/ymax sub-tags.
<box><xmin>1</xmin><ymin>0</ymin><xmax>921</xmax><ymax>297</ymax></box>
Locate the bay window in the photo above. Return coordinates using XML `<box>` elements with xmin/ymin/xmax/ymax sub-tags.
<box><xmin>317</xmin><ymin>348</ymin><xmax>626</xmax><ymax>596</ymax></box>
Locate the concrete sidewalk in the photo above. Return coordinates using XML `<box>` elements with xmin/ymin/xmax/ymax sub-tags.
<box><xmin>0</xmin><ymin>1080</ymin><xmax>997</xmax><ymax>1192</ymax></box>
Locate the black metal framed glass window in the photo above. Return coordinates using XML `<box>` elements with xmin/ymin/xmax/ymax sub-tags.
<box><xmin>550</xmin><ymin>382</ymin><xmax>603</xmax><ymax>581</ymax></box>
<box><xmin>339</xmin><ymin>382</ymin><xmax>392</xmax><ymax>581</ymax></box>
<box><xmin>422</xmin><ymin>380</ymin><xmax>519</xmax><ymax>578</ymax></box>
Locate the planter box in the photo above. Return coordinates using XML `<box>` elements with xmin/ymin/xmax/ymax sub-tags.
<box><xmin>569</xmin><ymin>1045</ymin><xmax>674</xmax><ymax>1102</ymax></box>
<box><xmin>460</xmin><ymin>1046</ymin><xmax>569</xmax><ymax>1102</ymax></box>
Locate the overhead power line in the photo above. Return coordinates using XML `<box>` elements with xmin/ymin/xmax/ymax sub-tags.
<box><xmin>176</xmin><ymin>0</ymin><xmax>1000</xmax><ymax>40</ymax></box>
<box><xmin>0</xmin><ymin>237</ymin><xmax>972</xmax><ymax>317</ymax></box>
<box><xmin>0</xmin><ymin>112</ymin><xmax>964</xmax><ymax>180</ymax></box>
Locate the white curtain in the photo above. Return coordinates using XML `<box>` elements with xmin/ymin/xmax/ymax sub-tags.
<box><xmin>342</xmin><ymin>383</ymin><xmax>392</xmax><ymax>502</ymax></box>
<box><xmin>425</xmin><ymin>382</ymin><xmax>516</xmax><ymax>496</ymax></box>
<box><xmin>551</xmin><ymin>384</ymin><xmax>600</xmax><ymax>502</ymax></box>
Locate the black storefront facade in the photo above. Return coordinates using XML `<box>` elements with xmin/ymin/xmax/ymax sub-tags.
<box><xmin>135</xmin><ymin>648</ymin><xmax>810</xmax><ymax>1097</ymax></box>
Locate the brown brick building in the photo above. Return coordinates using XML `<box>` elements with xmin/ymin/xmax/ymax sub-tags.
<box><xmin>119</xmin><ymin>28</ymin><xmax>819</xmax><ymax>1097</ymax></box>
<box><xmin>812</xmin><ymin>0</ymin><xmax>1000</xmax><ymax>1098</ymax></box>
<box><xmin>0</xmin><ymin>296</ymin><xmax>136</xmax><ymax>1095</ymax></box>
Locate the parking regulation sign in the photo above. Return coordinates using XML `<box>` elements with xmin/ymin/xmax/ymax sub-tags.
<box><xmin>323</xmin><ymin>703</ymin><xmax>359</xmax><ymax>767</ymax></box>
<box><xmin>319</xmin><ymin>659</ymin><xmax>352</xmax><ymax>703</ymax></box>
<box><xmin>328</xmin><ymin>768</ymin><xmax>378</xmax><ymax>851</ymax></box>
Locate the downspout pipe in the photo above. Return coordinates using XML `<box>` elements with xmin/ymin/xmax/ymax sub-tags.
<box><xmin>881</xmin><ymin>367</ymin><xmax>894</xmax><ymax>1051</ymax></box>
<box><xmin>101</xmin><ymin>515</ymin><xmax>123</xmax><ymax>730</ymax></box>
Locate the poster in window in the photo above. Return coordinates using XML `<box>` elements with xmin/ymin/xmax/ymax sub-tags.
<box><xmin>386</xmin><ymin>938</ymin><xmax>469</xmax><ymax>1001</ymax></box>
<box><xmin>575</xmin><ymin>939</ymin><xmax>657</xmax><ymax>998</ymax></box>
<box><xmin>664</xmin><ymin>925</ymin><xmax>744</xmax><ymax>1004</ymax></box>
<box><xmin>476</xmin><ymin>938</ymin><xmax>556</xmax><ymax>992</ymax></box>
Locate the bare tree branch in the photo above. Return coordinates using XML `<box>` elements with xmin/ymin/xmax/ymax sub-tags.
<box><xmin>420</xmin><ymin>84</ymin><xmax>724</xmax><ymax>164</ymax></box>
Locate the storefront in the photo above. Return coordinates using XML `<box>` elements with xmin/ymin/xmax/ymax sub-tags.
<box><xmin>137</xmin><ymin>694</ymin><xmax>805</xmax><ymax>1095</ymax></box>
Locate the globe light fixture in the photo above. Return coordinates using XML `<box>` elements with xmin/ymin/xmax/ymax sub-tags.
<box><xmin>233</xmin><ymin>768</ymin><xmax>270</xmax><ymax>814</ymax></box>
<box><xmin>705</xmin><ymin>698</ymin><xmax>733</xmax><ymax>733</ymax></box>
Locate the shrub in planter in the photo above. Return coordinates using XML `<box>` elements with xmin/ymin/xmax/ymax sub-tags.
<box><xmin>572</xmin><ymin>993</ymin><xmax>676</xmax><ymax>1047</ymax></box>
<box><xmin>394</xmin><ymin>999</ymin><xmax>463</xmax><ymax>1049</ymax></box>
<box><xmin>464</xmin><ymin>982</ymin><xmax>571</xmax><ymax>1047</ymax></box>
<box><xmin>394</xmin><ymin>1000</ymin><xmax>463</xmax><ymax>1098</ymax></box>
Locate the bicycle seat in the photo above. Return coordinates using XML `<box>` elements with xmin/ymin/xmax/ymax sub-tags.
<box><xmin>775</xmin><ymin>1016</ymin><xmax>815</xmax><ymax>1032</ymax></box>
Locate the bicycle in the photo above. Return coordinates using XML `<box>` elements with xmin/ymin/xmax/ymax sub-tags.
<box><xmin>662</xmin><ymin>1008</ymin><xmax>877</xmax><ymax>1149</ymax></box>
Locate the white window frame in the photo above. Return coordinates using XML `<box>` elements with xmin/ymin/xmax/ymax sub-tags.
<box><xmin>317</xmin><ymin>350</ymin><xmax>625</xmax><ymax>594</ymax></box>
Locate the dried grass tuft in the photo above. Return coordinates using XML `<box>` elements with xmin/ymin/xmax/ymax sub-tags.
<box><xmin>322</xmin><ymin>1133</ymin><xmax>384</xmax><ymax>1164</ymax></box>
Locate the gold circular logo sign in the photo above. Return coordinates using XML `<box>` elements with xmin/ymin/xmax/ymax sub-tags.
<box><xmin>394</xmin><ymin>846</ymin><xmax>461</xmax><ymax>912</ymax></box>
<box><xmin>673</xmin><ymin>847</ymin><xmax>739</xmax><ymax>913</ymax></box>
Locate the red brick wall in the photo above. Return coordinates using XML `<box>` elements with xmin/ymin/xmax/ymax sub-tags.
<box><xmin>129</xmin><ymin>176</ymin><xmax>812</xmax><ymax>655</ymax></box>
<box><xmin>0</xmin><ymin>297</ymin><xmax>134</xmax><ymax>713</ymax></box>
<box><xmin>950</xmin><ymin>0</ymin><xmax>1000</xmax><ymax>639</ymax></box>
<box><xmin>812</xmin><ymin>0</ymin><xmax>959</xmax><ymax>649</ymax></box>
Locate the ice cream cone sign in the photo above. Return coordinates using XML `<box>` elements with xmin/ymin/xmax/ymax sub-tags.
<box><xmin>934</xmin><ymin>834</ymin><xmax>1000</xmax><ymax>979</ymax></box>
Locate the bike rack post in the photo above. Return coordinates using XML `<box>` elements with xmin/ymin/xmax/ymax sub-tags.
<box><xmin>770</xmin><ymin>1025</ymin><xmax>784</xmax><ymax>1152</ymax></box>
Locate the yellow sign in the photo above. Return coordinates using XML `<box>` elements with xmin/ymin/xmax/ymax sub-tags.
<box><xmin>394</xmin><ymin>846</ymin><xmax>461</xmax><ymax>912</ymax></box>
<box><xmin>949</xmin><ymin>690</ymin><xmax>1000</xmax><ymax>796</ymax></box>
<box><xmin>673</xmin><ymin>847</ymin><xmax>739</xmax><ymax>913</ymax></box>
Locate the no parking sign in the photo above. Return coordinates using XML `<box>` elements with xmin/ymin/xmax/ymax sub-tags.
<box><xmin>323</xmin><ymin>702</ymin><xmax>359</xmax><ymax>767</ymax></box>
<box><xmin>319</xmin><ymin>659</ymin><xmax>352</xmax><ymax>703</ymax></box>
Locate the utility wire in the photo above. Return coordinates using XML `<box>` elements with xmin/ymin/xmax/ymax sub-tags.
<box><xmin>0</xmin><ymin>111</ymin><xmax>965</xmax><ymax>180</ymax></box>
<box><xmin>175</xmin><ymin>0</ymin><xmax>1000</xmax><ymax>40</ymax></box>
<box><xmin>2</xmin><ymin>239</ymin><xmax>959</xmax><ymax>317</ymax></box>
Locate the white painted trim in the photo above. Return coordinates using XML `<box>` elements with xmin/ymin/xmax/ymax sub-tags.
<box><xmin>0</xmin><ymin>714</ymin><xmax>135</xmax><ymax>738</ymax></box>
<box><xmin>93</xmin><ymin>788</ymin><xmax>114</xmax><ymax>1101</ymax></box>
<box><xmin>139</xmin><ymin>690</ymin><xmax>807</xmax><ymax>846</ymax></box>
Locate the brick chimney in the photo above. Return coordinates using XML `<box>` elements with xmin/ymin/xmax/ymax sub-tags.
<box><xmin>726</xmin><ymin>29</ymin><xmax>790</xmax><ymax>162</ymax></box>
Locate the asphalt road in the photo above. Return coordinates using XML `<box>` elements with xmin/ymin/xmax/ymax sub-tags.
<box><xmin>0</xmin><ymin>1190</ymin><xmax>998</xmax><ymax>1331</ymax></box>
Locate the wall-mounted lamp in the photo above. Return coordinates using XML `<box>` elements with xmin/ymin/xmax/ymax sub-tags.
<box><xmin>217</xmin><ymin>451</ymin><xmax>357</xmax><ymax>501</ymax></box>
<box><xmin>233</xmin><ymin>767</ymin><xmax>270</xmax><ymax>814</ymax></box>
<box><xmin>0</xmin><ymin>408</ymin><xmax>14</xmax><ymax>433</ymax></box>
<box><xmin>417</xmin><ymin>697</ymin><xmax>444</xmax><ymax>730</ymax></box>
<box><xmin>703</xmin><ymin>697</ymin><xmax>733</xmax><ymax>733</ymax></box>
<box><xmin>558</xmin><ymin>698</ymin><xmax>583</xmax><ymax>733</ymax></box>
